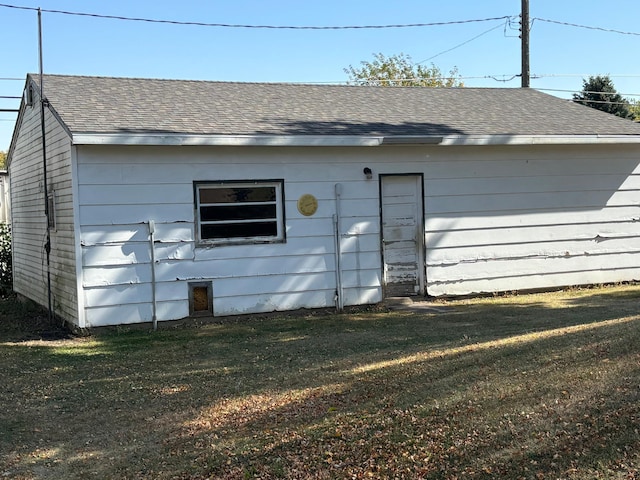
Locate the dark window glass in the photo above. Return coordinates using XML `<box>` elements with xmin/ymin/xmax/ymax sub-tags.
<box><xmin>47</xmin><ymin>195</ymin><xmax>55</xmax><ymax>229</ymax></box>
<box><xmin>201</xmin><ymin>221</ymin><xmax>278</xmax><ymax>239</ymax></box>
<box><xmin>199</xmin><ymin>187</ymin><xmax>276</xmax><ymax>204</ymax></box>
<box><xmin>196</xmin><ymin>182</ymin><xmax>283</xmax><ymax>243</ymax></box>
<box><xmin>200</xmin><ymin>204</ymin><xmax>276</xmax><ymax>222</ymax></box>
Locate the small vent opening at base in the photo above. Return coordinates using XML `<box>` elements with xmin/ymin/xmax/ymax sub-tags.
<box><xmin>189</xmin><ymin>281</ymin><xmax>213</xmax><ymax>316</ymax></box>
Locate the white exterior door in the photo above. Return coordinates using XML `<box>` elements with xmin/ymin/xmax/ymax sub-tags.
<box><xmin>381</xmin><ymin>175</ymin><xmax>425</xmax><ymax>296</ymax></box>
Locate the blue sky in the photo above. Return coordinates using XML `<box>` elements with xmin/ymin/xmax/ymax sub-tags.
<box><xmin>2</xmin><ymin>0</ymin><xmax>640</xmax><ymax>150</ymax></box>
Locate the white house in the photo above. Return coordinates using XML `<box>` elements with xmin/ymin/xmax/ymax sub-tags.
<box><xmin>8</xmin><ymin>74</ymin><xmax>640</xmax><ymax>328</ymax></box>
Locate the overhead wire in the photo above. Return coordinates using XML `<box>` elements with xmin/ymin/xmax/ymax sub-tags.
<box><xmin>537</xmin><ymin>87</ymin><xmax>640</xmax><ymax>98</ymax></box>
<box><xmin>0</xmin><ymin>3</ymin><xmax>639</xmax><ymax>97</ymax></box>
<box><xmin>573</xmin><ymin>99</ymin><xmax>638</xmax><ymax>107</ymax></box>
<box><xmin>0</xmin><ymin>4</ymin><xmax>511</xmax><ymax>30</ymax></box>
<box><xmin>535</xmin><ymin>73</ymin><xmax>640</xmax><ymax>78</ymax></box>
<box><xmin>533</xmin><ymin>17</ymin><xmax>640</xmax><ymax>37</ymax></box>
<box><xmin>413</xmin><ymin>17</ymin><xmax>512</xmax><ymax>65</ymax></box>
<box><xmin>3</xmin><ymin>2</ymin><xmax>640</xmax><ymax>38</ymax></box>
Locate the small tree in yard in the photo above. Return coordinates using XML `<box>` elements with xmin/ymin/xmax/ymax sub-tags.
<box><xmin>573</xmin><ymin>75</ymin><xmax>633</xmax><ymax>119</ymax></box>
<box><xmin>630</xmin><ymin>99</ymin><xmax>640</xmax><ymax>122</ymax></box>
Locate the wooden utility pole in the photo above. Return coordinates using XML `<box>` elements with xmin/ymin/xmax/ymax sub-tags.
<box><xmin>521</xmin><ymin>0</ymin><xmax>530</xmax><ymax>87</ymax></box>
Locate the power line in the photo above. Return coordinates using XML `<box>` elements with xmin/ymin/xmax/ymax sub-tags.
<box><xmin>573</xmin><ymin>99</ymin><xmax>637</xmax><ymax>107</ymax></box>
<box><xmin>534</xmin><ymin>17</ymin><xmax>640</xmax><ymax>36</ymax></box>
<box><xmin>0</xmin><ymin>4</ymin><xmax>511</xmax><ymax>30</ymax></box>
<box><xmin>414</xmin><ymin>18</ymin><xmax>512</xmax><ymax>65</ymax></box>
<box><xmin>535</xmin><ymin>73</ymin><xmax>640</xmax><ymax>79</ymax></box>
<box><xmin>537</xmin><ymin>87</ymin><xmax>640</xmax><ymax>98</ymax></box>
<box><xmin>4</xmin><ymin>2</ymin><xmax>640</xmax><ymax>37</ymax></box>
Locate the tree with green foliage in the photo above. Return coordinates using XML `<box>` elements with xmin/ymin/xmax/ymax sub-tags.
<box><xmin>345</xmin><ymin>53</ymin><xmax>464</xmax><ymax>87</ymax></box>
<box><xmin>0</xmin><ymin>223</ymin><xmax>11</xmax><ymax>294</ymax></box>
<box><xmin>629</xmin><ymin>99</ymin><xmax>640</xmax><ymax>122</ymax></box>
<box><xmin>0</xmin><ymin>151</ymin><xmax>6</xmax><ymax>170</ymax></box>
<box><xmin>573</xmin><ymin>75</ymin><xmax>633</xmax><ymax>119</ymax></box>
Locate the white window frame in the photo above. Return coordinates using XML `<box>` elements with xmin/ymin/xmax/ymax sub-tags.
<box><xmin>195</xmin><ymin>180</ymin><xmax>285</xmax><ymax>246</ymax></box>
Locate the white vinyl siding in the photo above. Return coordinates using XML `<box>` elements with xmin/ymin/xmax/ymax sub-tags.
<box><xmin>76</xmin><ymin>145</ymin><xmax>381</xmax><ymax>326</ymax></box>
<box><xmin>422</xmin><ymin>146</ymin><xmax>640</xmax><ymax>295</ymax></box>
<box><xmin>72</xmin><ymin>142</ymin><xmax>640</xmax><ymax>327</ymax></box>
<box><xmin>9</xmin><ymin>94</ymin><xmax>78</xmax><ymax>324</ymax></box>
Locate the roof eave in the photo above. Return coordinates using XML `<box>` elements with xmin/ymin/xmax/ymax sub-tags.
<box><xmin>441</xmin><ymin>135</ymin><xmax>640</xmax><ymax>146</ymax></box>
<box><xmin>70</xmin><ymin>133</ymin><xmax>640</xmax><ymax>147</ymax></box>
<box><xmin>71</xmin><ymin>133</ymin><xmax>384</xmax><ymax>147</ymax></box>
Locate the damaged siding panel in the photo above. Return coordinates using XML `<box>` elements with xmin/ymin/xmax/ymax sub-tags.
<box><xmin>211</xmin><ymin>272</ymin><xmax>337</xmax><ymax>297</ymax></box>
<box><xmin>425</xmin><ymin>221</ymin><xmax>640</xmax><ymax>249</ymax></box>
<box><xmin>76</xmin><ymin>146</ymin><xmax>383</xmax><ymax>324</ymax></box>
<box><xmin>80</xmin><ymin>223</ymin><xmax>193</xmax><ymax>245</ymax></box>
<box><xmin>428</xmin><ymin>267</ymin><xmax>640</xmax><ymax>297</ymax></box>
<box><xmin>425</xmin><ymin>190</ymin><xmax>639</xmax><ymax>215</ymax></box>
<box><xmin>79</xmin><ymin>204</ymin><xmax>193</xmax><ymax>226</ymax></box>
<box><xmin>85</xmin><ymin>298</ymin><xmax>187</xmax><ymax>327</ymax></box>
<box><xmin>85</xmin><ymin>303</ymin><xmax>153</xmax><ymax>327</ymax></box>
<box><xmin>10</xmin><ymin>101</ymin><xmax>78</xmax><ymax>324</ymax></box>
<box><xmin>82</xmin><ymin>243</ymin><xmax>152</xmax><ymax>266</ymax></box>
<box><xmin>83</xmin><ymin>264</ymin><xmax>152</xmax><ymax>287</ymax></box>
<box><xmin>424</xmin><ymin>206</ymin><xmax>640</xmax><ymax>232</ymax></box>
<box><xmin>41</xmin><ymin>111</ymin><xmax>78</xmax><ymax>324</ymax></box>
<box><xmin>428</xmin><ymin>250</ymin><xmax>640</xmax><ymax>280</ymax></box>
<box><xmin>213</xmin><ymin>290</ymin><xmax>336</xmax><ymax>317</ymax></box>
<box><xmin>193</xmin><ymin>236</ymin><xmax>334</xmax><ymax>261</ymax></box>
<box><xmin>82</xmin><ymin>239</ymin><xmax>192</xmax><ymax>265</ymax></box>
<box><xmin>154</xmin><ymin>253</ymin><xmax>334</xmax><ymax>281</ymax></box>
<box><xmin>84</xmin><ymin>283</ymin><xmax>152</xmax><ymax>308</ymax></box>
<box><xmin>10</xmin><ymin>104</ymin><xmax>47</xmax><ymax>307</ymax></box>
<box><xmin>428</xmin><ymin>236</ymin><xmax>640</xmax><ymax>265</ymax></box>
<box><xmin>428</xmin><ymin>254</ymin><xmax>640</xmax><ymax>296</ymax></box>
<box><xmin>424</xmin><ymin>147</ymin><xmax>640</xmax><ymax>296</ymax></box>
<box><xmin>81</xmin><ymin>224</ymin><xmax>155</xmax><ymax>245</ymax></box>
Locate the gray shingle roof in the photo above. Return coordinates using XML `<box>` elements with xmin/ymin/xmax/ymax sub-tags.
<box><xmin>30</xmin><ymin>74</ymin><xmax>640</xmax><ymax>137</ymax></box>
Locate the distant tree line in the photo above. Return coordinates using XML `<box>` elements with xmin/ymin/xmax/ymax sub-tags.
<box><xmin>345</xmin><ymin>53</ymin><xmax>639</xmax><ymax>122</ymax></box>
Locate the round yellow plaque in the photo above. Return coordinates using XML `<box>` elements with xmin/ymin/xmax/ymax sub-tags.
<box><xmin>297</xmin><ymin>194</ymin><xmax>318</xmax><ymax>216</ymax></box>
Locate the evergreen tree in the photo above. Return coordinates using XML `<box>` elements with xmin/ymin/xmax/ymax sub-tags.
<box><xmin>573</xmin><ymin>75</ymin><xmax>633</xmax><ymax>119</ymax></box>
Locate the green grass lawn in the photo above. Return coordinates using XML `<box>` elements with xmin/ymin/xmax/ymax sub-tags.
<box><xmin>1</xmin><ymin>285</ymin><xmax>639</xmax><ymax>479</ymax></box>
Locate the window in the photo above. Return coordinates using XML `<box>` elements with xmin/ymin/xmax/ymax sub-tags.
<box><xmin>195</xmin><ymin>180</ymin><xmax>285</xmax><ymax>245</ymax></box>
<box><xmin>25</xmin><ymin>85</ymin><xmax>35</xmax><ymax>107</ymax></box>
<box><xmin>47</xmin><ymin>191</ymin><xmax>56</xmax><ymax>230</ymax></box>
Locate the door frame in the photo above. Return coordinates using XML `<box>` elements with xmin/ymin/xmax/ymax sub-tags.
<box><xmin>378</xmin><ymin>173</ymin><xmax>426</xmax><ymax>297</ymax></box>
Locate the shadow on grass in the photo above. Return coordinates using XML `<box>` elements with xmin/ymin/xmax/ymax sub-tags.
<box><xmin>0</xmin><ymin>295</ymin><xmax>74</xmax><ymax>342</ymax></box>
<box><xmin>2</xmin><ymin>286</ymin><xmax>640</xmax><ymax>479</ymax></box>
